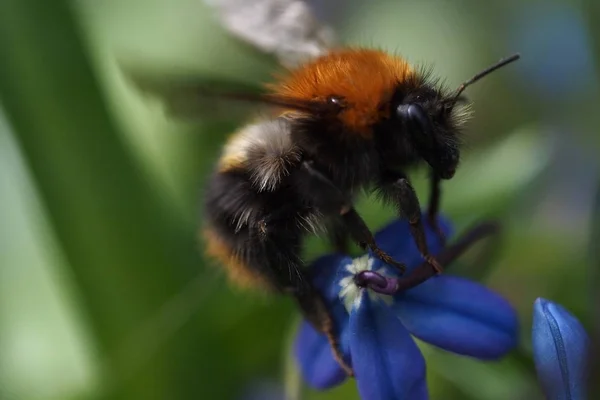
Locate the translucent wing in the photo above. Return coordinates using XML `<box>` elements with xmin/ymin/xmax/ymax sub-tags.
<box><xmin>203</xmin><ymin>0</ymin><xmax>336</xmax><ymax>67</ymax></box>
<box><xmin>123</xmin><ymin>65</ymin><xmax>256</xmax><ymax>118</ymax></box>
<box><xmin>123</xmin><ymin>66</ymin><xmax>335</xmax><ymax>122</ymax></box>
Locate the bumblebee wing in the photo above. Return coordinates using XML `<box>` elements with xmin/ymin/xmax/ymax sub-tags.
<box><xmin>124</xmin><ymin>68</ymin><xmax>266</xmax><ymax>120</ymax></box>
<box><xmin>124</xmin><ymin>67</ymin><xmax>333</xmax><ymax>121</ymax></box>
<box><xmin>204</xmin><ymin>0</ymin><xmax>335</xmax><ymax>67</ymax></box>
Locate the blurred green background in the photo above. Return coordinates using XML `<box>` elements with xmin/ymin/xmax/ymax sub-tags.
<box><xmin>0</xmin><ymin>0</ymin><xmax>598</xmax><ymax>399</ymax></box>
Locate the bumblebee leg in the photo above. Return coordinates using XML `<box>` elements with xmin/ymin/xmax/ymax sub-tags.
<box><xmin>340</xmin><ymin>209</ymin><xmax>407</xmax><ymax>273</ymax></box>
<box><xmin>427</xmin><ymin>173</ymin><xmax>447</xmax><ymax>246</ymax></box>
<box><xmin>297</xmin><ymin>160</ymin><xmax>407</xmax><ymax>272</ymax></box>
<box><xmin>378</xmin><ymin>171</ymin><xmax>444</xmax><ymax>274</ymax></box>
<box><xmin>292</xmin><ymin>286</ymin><xmax>354</xmax><ymax>377</ymax></box>
<box><xmin>357</xmin><ymin>221</ymin><xmax>501</xmax><ymax>294</ymax></box>
<box><xmin>250</xmin><ymin>215</ymin><xmax>353</xmax><ymax>376</ymax></box>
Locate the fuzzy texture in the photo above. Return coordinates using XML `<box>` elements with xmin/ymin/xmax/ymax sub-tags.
<box><xmin>247</xmin><ymin>120</ymin><xmax>302</xmax><ymax>192</ymax></box>
<box><xmin>219</xmin><ymin>119</ymin><xmax>302</xmax><ymax>193</ymax></box>
<box><xmin>203</xmin><ymin>48</ymin><xmax>472</xmax><ymax>296</ymax></box>
<box><xmin>202</xmin><ymin>46</ymin><xmax>474</xmax><ymax>357</ymax></box>
<box><xmin>202</xmin><ymin>228</ymin><xmax>273</xmax><ymax>290</ymax></box>
<box><xmin>271</xmin><ymin>49</ymin><xmax>414</xmax><ymax>137</ymax></box>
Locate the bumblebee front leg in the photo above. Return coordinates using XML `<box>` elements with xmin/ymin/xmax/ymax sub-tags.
<box><xmin>427</xmin><ymin>172</ymin><xmax>447</xmax><ymax>245</ymax></box>
<box><xmin>297</xmin><ymin>160</ymin><xmax>407</xmax><ymax>273</ymax></box>
<box><xmin>340</xmin><ymin>209</ymin><xmax>407</xmax><ymax>273</ymax></box>
<box><xmin>378</xmin><ymin>171</ymin><xmax>444</xmax><ymax>274</ymax></box>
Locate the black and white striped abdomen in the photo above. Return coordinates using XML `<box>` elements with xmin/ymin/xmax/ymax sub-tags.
<box><xmin>217</xmin><ymin>117</ymin><xmax>302</xmax><ymax>192</ymax></box>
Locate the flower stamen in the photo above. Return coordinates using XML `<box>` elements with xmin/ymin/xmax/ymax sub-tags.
<box><xmin>354</xmin><ymin>270</ymin><xmax>399</xmax><ymax>295</ymax></box>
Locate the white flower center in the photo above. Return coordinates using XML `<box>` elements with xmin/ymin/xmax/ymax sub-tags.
<box><xmin>338</xmin><ymin>254</ymin><xmax>394</xmax><ymax>313</ymax></box>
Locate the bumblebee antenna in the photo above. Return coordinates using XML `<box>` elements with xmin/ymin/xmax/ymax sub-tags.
<box><xmin>449</xmin><ymin>53</ymin><xmax>521</xmax><ymax>108</ymax></box>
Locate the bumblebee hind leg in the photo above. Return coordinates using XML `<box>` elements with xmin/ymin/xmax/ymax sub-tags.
<box><xmin>249</xmin><ymin>216</ymin><xmax>354</xmax><ymax>377</ymax></box>
<box><xmin>292</xmin><ymin>285</ymin><xmax>353</xmax><ymax>376</ymax></box>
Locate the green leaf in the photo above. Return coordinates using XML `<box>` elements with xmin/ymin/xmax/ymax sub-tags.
<box><xmin>431</xmin><ymin>124</ymin><xmax>552</xmax><ymax>218</ymax></box>
<box><xmin>0</xmin><ymin>0</ymin><xmax>199</xmax><ymax>398</ymax></box>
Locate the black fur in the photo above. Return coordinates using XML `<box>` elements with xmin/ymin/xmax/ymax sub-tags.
<box><xmin>204</xmin><ymin>167</ymin><xmax>311</xmax><ymax>292</ymax></box>
<box><xmin>203</xmin><ymin>73</ymin><xmax>468</xmax><ymax>288</ymax></box>
<box><xmin>202</xmin><ymin>77</ymin><xmax>467</xmax><ymax>366</ymax></box>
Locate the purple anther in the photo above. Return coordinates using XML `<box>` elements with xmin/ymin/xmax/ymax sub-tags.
<box><xmin>354</xmin><ymin>270</ymin><xmax>399</xmax><ymax>295</ymax></box>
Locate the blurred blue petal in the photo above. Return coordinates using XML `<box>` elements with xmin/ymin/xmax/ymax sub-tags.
<box><xmin>509</xmin><ymin>3</ymin><xmax>596</xmax><ymax>99</ymax></box>
<box><xmin>294</xmin><ymin>302</ymin><xmax>351</xmax><ymax>390</ymax></box>
<box><xmin>373</xmin><ymin>215</ymin><xmax>453</xmax><ymax>274</ymax></box>
<box><xmin>532</xmin><ymin>298</ymin><xmax>590</xmax><ymax>400</ymax></box>
<box><xmin>350</xmin><ymin>292</ymin><xmax>428</xmax><ymax>400</ymax></box>
<box><xmin>393</xmin><ymin>276</ymin><xmax>518</xmax><ymax>359</ymax></box>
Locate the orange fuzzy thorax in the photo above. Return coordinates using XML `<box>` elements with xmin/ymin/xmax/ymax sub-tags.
<box><xmin>270</xmin><ymin>48</ymin><xmax>414</xmax><ymax>136</ymax></box>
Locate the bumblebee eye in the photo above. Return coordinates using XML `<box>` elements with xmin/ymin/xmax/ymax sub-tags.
<box><xmin>396</xmin><ymin>103</ymin><xmax>435</xmax><ymax>145</ymax></box>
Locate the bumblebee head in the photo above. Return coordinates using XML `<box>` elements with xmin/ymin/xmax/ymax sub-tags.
<box><xmin>394</xmin><ymin>93</ymin><xmax>468</xmax><ymax>179</ymax></box>
<box><xmin>389</xmin><ymin>53</ymin><xmax>520</xmax><ymax>179</ymax></box>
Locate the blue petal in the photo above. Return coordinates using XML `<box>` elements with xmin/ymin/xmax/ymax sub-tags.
<box><xmin>532</xmin><ymin>298</ymin><xmax>590</xmax><ymax>400</ymax></box>
<box><xmin>373</xmin><ymin>214</ymin><xmax>454</xmax><ymax>274</ymax></box>
<box><xmin>294</xmin><ymin>302</ymin><xmax>351</xmax><ymax>390</ymax></box>
<box><xmin>310</xmin><ymin>254</ymin><xmax>353</xmax><ymax>302</ymax></box>
<box><xmin>350</xmin><ymin>292</ymin><xmax>428</xmax><ymax>400</ymax></box>
<box><xmin>393</xmin><ymin>276</ymin><xmax>518</xmax><ymax>359</ymax></box>
<box><xmin>295</xmin><ymin>252</ymin><xmax>354</xmax><ymax>388</ymax></box>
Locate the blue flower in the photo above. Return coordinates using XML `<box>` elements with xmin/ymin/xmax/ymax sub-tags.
<box><xmin>532</xmin><ymin>298</ymin><xmax>590</xmax><ymax>400</ymax></box>
<box><xmin>295</xmin><ymin>215</ymin><xmax>519</xmax><ymax>400</ymax></box>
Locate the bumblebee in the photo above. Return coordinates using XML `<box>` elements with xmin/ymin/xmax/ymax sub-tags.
<box><xmin>129</xmin><ymin>47</ymin><xmax>518</xmax><ymax>375</ymax></box>
<box><xmin>198</xmin><ymin>49</ymin><xmax>519</xmax><ymax>375</ymax></box>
